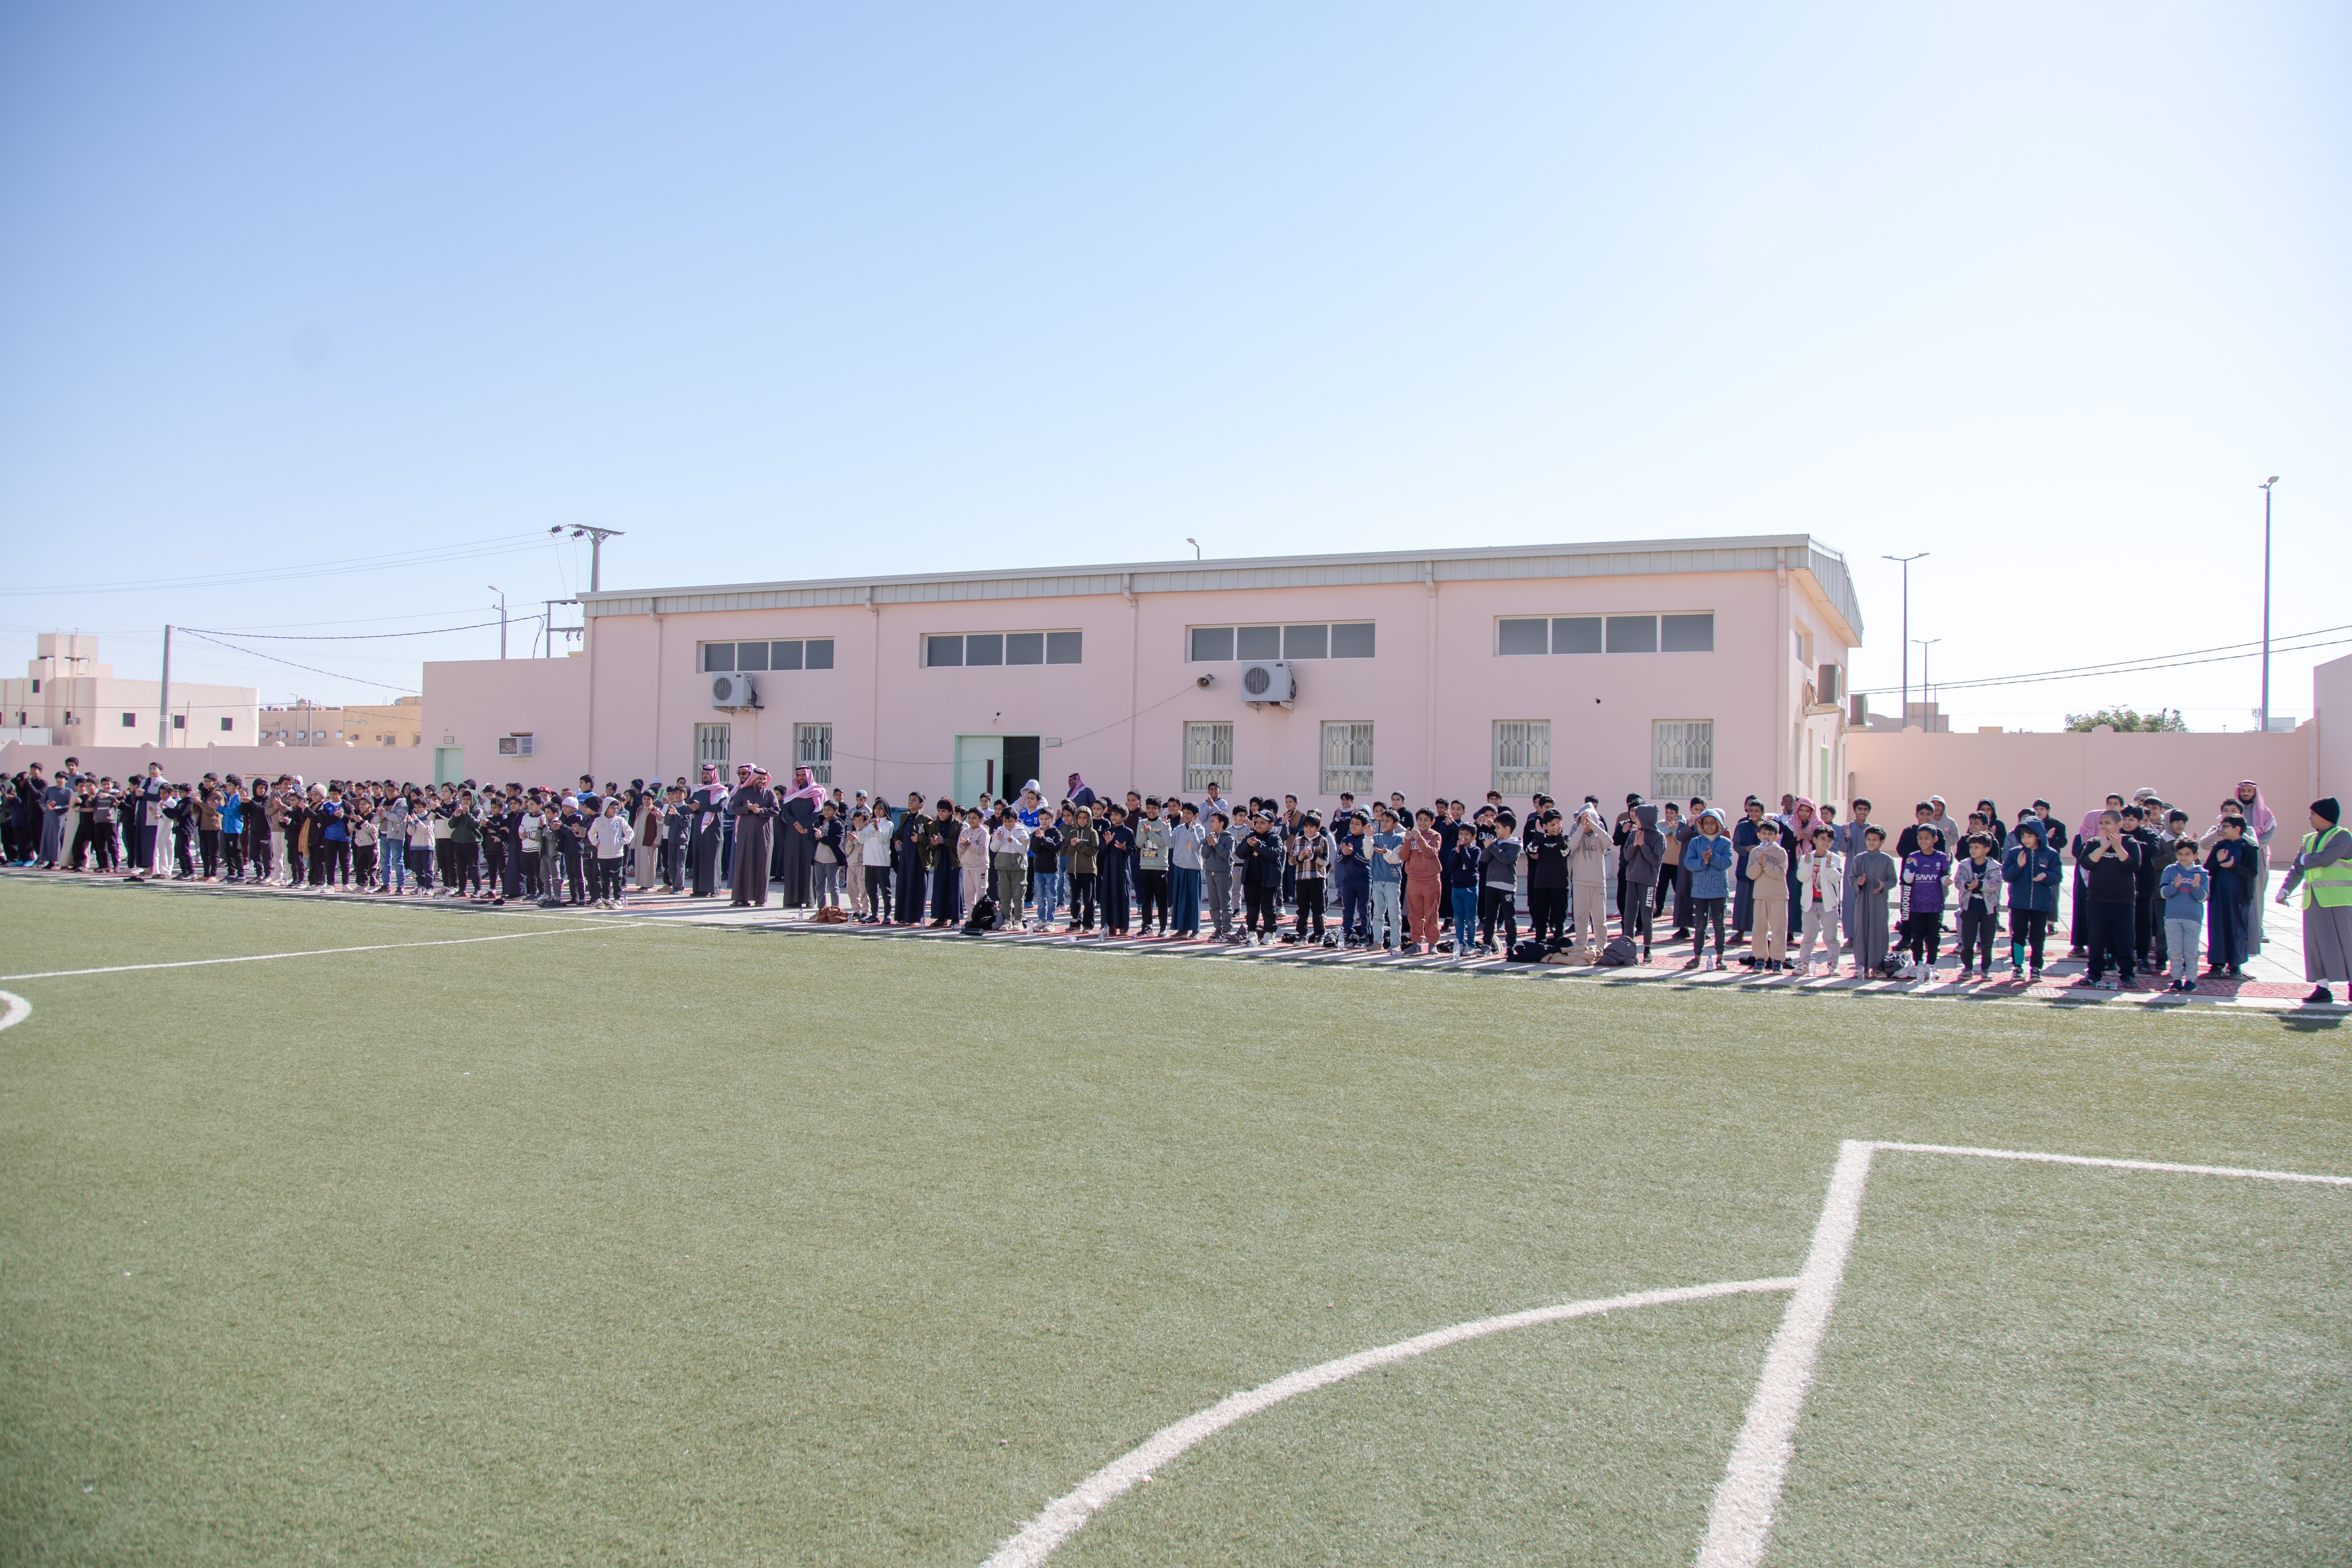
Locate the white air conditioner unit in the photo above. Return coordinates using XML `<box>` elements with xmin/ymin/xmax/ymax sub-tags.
<box><xmin>1239</xmin><ymin>660</ymin><xmax>1295</xmax><ymax>706</ymax></box>
<box><xmin>710</xmin><ymin>672</ymin><xmax>760</xmax><ymax>710</ymax></box>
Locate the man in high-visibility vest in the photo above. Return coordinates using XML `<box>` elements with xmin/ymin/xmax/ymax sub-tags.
<box><xmin>2276</xmin><ymin>797</ymin><xmax>2351</xmax><ymax>1006</ymax></box>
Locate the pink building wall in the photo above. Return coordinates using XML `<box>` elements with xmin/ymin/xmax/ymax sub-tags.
<box><xmin>420</xmin><ymin>656</ymin><xmax>591</xmax><ymax>785</ymax></box>
<box><xmin>574</xmin><ymin>539</ymin><xmax>1863</xmax><ymax>811</ymax></box>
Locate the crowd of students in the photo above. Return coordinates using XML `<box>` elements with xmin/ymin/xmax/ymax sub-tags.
<box><xmin>6</xmin><ymin>758</ymin><xmax>2348</xmax><ymax>1003</ymax></box>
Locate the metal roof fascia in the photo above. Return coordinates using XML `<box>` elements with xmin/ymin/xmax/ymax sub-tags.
<box><xmin>581</xmin><ymin>532</ymin><xmax>1851</xmax><ymax>618</ymax></box>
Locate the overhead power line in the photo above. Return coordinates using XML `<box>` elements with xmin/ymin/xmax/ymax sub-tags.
<box><xmin>181</xmin><ymin>619</ymin><xmax>505</xmax><ymax>641</ymax></box>
<box><xmin>1851</xmin><ymin>624</ymin><xmax>2352</xmax><ymax>698</ymax></box>
<box><xmin>0</xmin><ymin>533</ymin><xmax>553</xmax><ymax>597</ymax></box>
<box><xmin>174</xmin><ymin>629</ymin><xmax>416</xmax><ymax>691</ymax></box>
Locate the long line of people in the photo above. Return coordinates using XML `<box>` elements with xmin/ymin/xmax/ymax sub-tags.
<box><xmin>7</xmin><ymin>759</ymin><xmax>2347</xmax><ymax>1003</ymax></box>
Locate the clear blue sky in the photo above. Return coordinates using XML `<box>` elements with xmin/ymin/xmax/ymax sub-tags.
<box><xmin>3</xmin><ymin>4</ymin><xmax>2345</xmax><ymax>730</ymax></box>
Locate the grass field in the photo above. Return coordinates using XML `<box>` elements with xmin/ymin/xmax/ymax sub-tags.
<box><xmin>2</xmin><ymin>877</ymin><xmax>2347</xmax><ymax>1566</ymax></box>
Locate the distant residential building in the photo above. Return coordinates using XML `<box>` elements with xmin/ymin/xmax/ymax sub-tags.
<box><xmin>257</xmin><ymin>694</ymin><xmax>423</xmax><ymax>748</ymax></box>
<box><xmin>0</xmin><ymin>633</ymin><xmax>258</xmax><ymax>749</ymax></box>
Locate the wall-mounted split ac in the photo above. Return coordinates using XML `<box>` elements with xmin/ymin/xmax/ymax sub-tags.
<box><xmin>1240</xmin><ymin>660</ymin><xmax>1295</xmax><ymax>707</ymax></box>
<box><xmin>710</xmin><ymin>672</ymin><xmax>760</xmax><ymax>710</ymax></box>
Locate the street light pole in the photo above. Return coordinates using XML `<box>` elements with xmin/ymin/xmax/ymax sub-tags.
<box><xmin>1882</xmin><ymin>553</ymin><xmax>1928</xmax><ymax>728</ymax></box>
<box><xmin>155</xmin><ymin>620</ymin><xmax>171</xmax><ymax>752</ymax></box>
<box><xmin>490</xmin><ymin>586</ymin><xmax>508</xmax><ymax>659</ymax></box>
<box><xmin>2259</xmin><ymin>477</ymin><xmax>2279</xmax><ymax>732</ymax></box>
<box><xmin>1913</xmin><ymin>638</ymin><xmax>1941</xmax><ymax>730</ymax></box>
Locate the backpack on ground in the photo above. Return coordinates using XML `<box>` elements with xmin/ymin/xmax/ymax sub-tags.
<box><xmin>1599</xmin><ymin>934</ymin><xmax>1639</xmax><ymax>967</ymax></box>
<box><xmin>960</xmin><ymin>895</ymin><xmax>998</xmax><ymax>934</ymax></box>
<box><xmin>1509</xmin><ymin>938</ymin><xmax>1549</xmax><ymax>964</ymax></box>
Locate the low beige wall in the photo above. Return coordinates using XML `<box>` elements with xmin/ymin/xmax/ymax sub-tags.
<box><xmin>0</xmin><ymin>741</ymin><xmax>422</xmax><ymax>784</ymax></box>
<box><xmin>2317</xmin><ymin>652</ymin><xmax>2351</xmax><ymax>810</ymax></box>
<box><xmin>1846</xmin><ymin>726</ymin><xmax>2315</xmax><ymax>865</ymax></box>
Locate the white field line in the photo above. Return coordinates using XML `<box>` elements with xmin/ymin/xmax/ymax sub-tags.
<box><xmin>980</xmin><ymin>1275</ymin><xmax>1798</xmax><ymax>1568</ymax></box>
<box><xmin>1694</xmin><ymin>1139</ymin><xmax>1877</xmax><ymax>1568</ymax></box>
<box><xmin>1695</xmin><ymin>1138</ymin><xmax>2352</xmax><ymax>1568</ymax></box>
<box><xmin>0</xmin><ymin>991</ymin><xmax>27</xmax><ymax>1031</ymax></box>
<box><xmin>1871</xmin><ymin>1141</ymin><xmax>2352</xmax><ymax>1187</ymax></box>
<box><xmin>0</xmin><ymin>924</ymin><xmax>621</xmax><ymax>982</ymax></box>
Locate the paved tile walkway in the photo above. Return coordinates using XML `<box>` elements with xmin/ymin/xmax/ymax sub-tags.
<box><xmin>10</xmin><ymin>865</ymin><xmax>2342</xmax><ymax>1016</ymax></box>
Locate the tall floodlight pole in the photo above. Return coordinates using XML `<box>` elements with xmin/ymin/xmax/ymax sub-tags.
<box><xmin>1882</xmin><ymin>554</ymin><xmax>1928</xmax><ymax>727</ymax></box>
<box><xmin>155</xmin><ymin>625</ymin><xmax>171</xmax><ymax>747</ymax></box>
<box><xmin>490</xmin><ymin>587</ymin><xmax>508</xmax><ymax>659</ymax></box>
<box><xmin>1913</xmin><ymin>638</ymin><xmax>1941</xmax><ymax>729</ymax></box>
<box><xmin>2259</xmin><ymin>477</ymin><xmax>2279</xmax><ymax>731</ymax></box>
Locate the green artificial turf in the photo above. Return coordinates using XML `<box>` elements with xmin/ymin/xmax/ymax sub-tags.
<box><xmin>0</xmin><ymin>878</ymin><xmax>2346</xmax><ymax>1566</ymax></box>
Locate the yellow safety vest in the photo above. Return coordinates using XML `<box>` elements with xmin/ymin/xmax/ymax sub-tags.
<box><xmin>2302</xmin><ymin>825</ymin><xmax>2352</xmax><ymax>908</ymax></box>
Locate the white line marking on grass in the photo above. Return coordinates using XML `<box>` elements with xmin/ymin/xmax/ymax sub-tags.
<box><xmin>1870</xmin><ymin>1141</ymin><xmax>2352</xmax><ymax>1188</ymax></box>
<box><xmin>1695</xmin><ymin>1140</ymin><xmax>1876</xmax><ymax>1568</ymax></box>
<box><xmin>1695</xmin><ymin>1138</ymin><xmax>2352</xmax><ymax>1568</ymax></box>
<box><xmin>0</xmin><ymin>925</ymin><xmax>614</xmax><ymax>982</ymax></box>
<box><xmin>0</xmin><ymin>991</ymin><xmax>28</xmax><ymax>1031</ymax></box>
<box><xmin>980</xmin><ymin>1275</ymin><xmax>1798</xmax><ymax>1568</ymax></box>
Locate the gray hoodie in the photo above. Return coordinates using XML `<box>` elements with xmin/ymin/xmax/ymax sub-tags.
<box><xmin>1623</xmin><ymin>804</ymin><xmax>1665</xmax><ymax>887</ymax></box>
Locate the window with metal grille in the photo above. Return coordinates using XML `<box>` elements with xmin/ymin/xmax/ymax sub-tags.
<box><xmin>121</xmin><ymin>712</ymin><xmax>136</xmax><ymax>727</ymax></box>
<box><xmin>1319</xmin><ymin>721</ymin><xmax>1374</xmax><ymax>797</ymax></box>
<box><xmin>794</xmin><ymin>722</ymin><xmax>833</xmax><ymax>785</ymax></box>
<box><xmin>1492</xmin><ymin>720</ymin><xmax>1551</xmax><ymax>797</ymax></box>
<box><xmin>1653</xmin><ymin>720</ymin><xmax>1714</xmax><ymax>802</ymax></box>
<box><xmin>695</xmin><ymin>723</ymin><xmax>731</xmax><ymax>770</ymax></box>
<box><xmin>1183</xmin><ymin>721</ymin><xmax>1233</xmax><ymax>793</ymax></box>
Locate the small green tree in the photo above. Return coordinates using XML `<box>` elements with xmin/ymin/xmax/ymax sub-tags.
<box><xmin>2064</xmin><ymin>706</ymin><xmax>2188</xmax><ymax>733</ymax></box>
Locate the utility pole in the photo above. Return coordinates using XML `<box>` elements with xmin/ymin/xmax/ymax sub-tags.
<box><xmin>1882</xmin><ymin>554</ymin><xmax>1928</xmax><ymax>728</ymax></box>
<box><xmin>155</xmin><ymin>625</ymin><xmax>171</xmax><ymax>747</ymax></box>
<box><xmin>553</xmin><ymin>526</ymin><xmax>625</xmax><ymax>593</ymax></box>
<box><xmin>490</xmin><ymin>586</ymin><xmax>508</xmax><ymax>659</ymax></box>
<box><xmin>2259</xmin><ymin>477</ymin><xmax>2279</xmax><ymax>732</ymax></box>
<box><xmin>1913</xmin><ymin>638</ymin><xmax>1941</xmax><ymax>730</ymax></box>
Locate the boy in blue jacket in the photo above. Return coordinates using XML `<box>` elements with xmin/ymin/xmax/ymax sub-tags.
<box><xmin>2158</xmin><ymin>839</ymin><xmax>2207</xmax><ymax>992</ymax></box>
<box><xmin>2002</xmin><ymin>820</ymin><xmax>2061</xmax><ymax>980</ymax></box>
<box><xmin>1682</xmin><ymin>808</ymin><xmax>1735</xmax><ymax>970</ymax></box>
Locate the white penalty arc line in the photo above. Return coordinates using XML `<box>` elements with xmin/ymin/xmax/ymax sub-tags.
<box><xmin>1692</xmin><ymin>1139</ymin><xmax>2352</xmax><ymax>1568</ymax></box>
<box><xmin>0</xmin><ymin>991</ymin><xmax>27</xmax><ymax>1031</ymax></box>
<box><xmin>0</xmin><ymin>924</ymin><xmax>622</xmax><ymax>982</ymax></box>
<box><xmin>980</xmin><ymin>1275</ymin><xmax>1799</xmax><ymax>1568</ymax></box>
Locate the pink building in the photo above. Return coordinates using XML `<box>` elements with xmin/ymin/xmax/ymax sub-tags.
<box><xmin>423</xmin><ymin>535</ymin><xmax>1864</xmax><ymax>810</ymax></box>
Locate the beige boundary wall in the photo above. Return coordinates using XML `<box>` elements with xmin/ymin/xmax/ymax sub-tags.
<box><xmin>1847</xmin><ymin>725</ymin><xmax>2317</xmax><ymax>866</ymax></box>
<box><xmin>0</xmin><ymin>741</ymin><xmax>429</xmax><ymax>784</ymax></box>
<box><xmin>2317</xmin><ymin>652</ymin><xmax>2351</xmax><ymax>821</ymax></box>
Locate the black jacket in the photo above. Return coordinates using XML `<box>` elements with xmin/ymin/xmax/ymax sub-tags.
<box><xmin>2076</xmin><ymin>834</ymin><xmax>2140</xmax><ymax>903</ymax></box>
<box><xmin>1525</xmin><ymin>830</ymin><xmax>1568</xmax><ymax>888</ymax></box>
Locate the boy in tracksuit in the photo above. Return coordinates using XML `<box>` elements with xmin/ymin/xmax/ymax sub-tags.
<box><xmin>1333</xmin><ymin>813</ymin><xmax>1373</xmax><ymax>947</ymax></box>
<box><xmin>1744</xmin><ymin>819</ymin><xmax>1789</xmax><ymax>970</ymax></box>
<box><xmin>1951</xmin><ymin>834</ymin><xmax>2003</xmax><ymax>979</ymax></box>
<box><xmin>1478</xmin><ymin>812</ymin><xmax>1521</xmax><ymax>955</ymax></box>
<box><xmin>1203</xmin><ymin>812</ymin><xmax>1236</xmax><ymax>941</ymax></box>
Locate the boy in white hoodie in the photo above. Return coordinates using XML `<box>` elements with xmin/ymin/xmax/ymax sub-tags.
<box><xmin>587</xmin><ymin>799</ymin><xmax>635</xmax><ymax>908</ymax></box>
